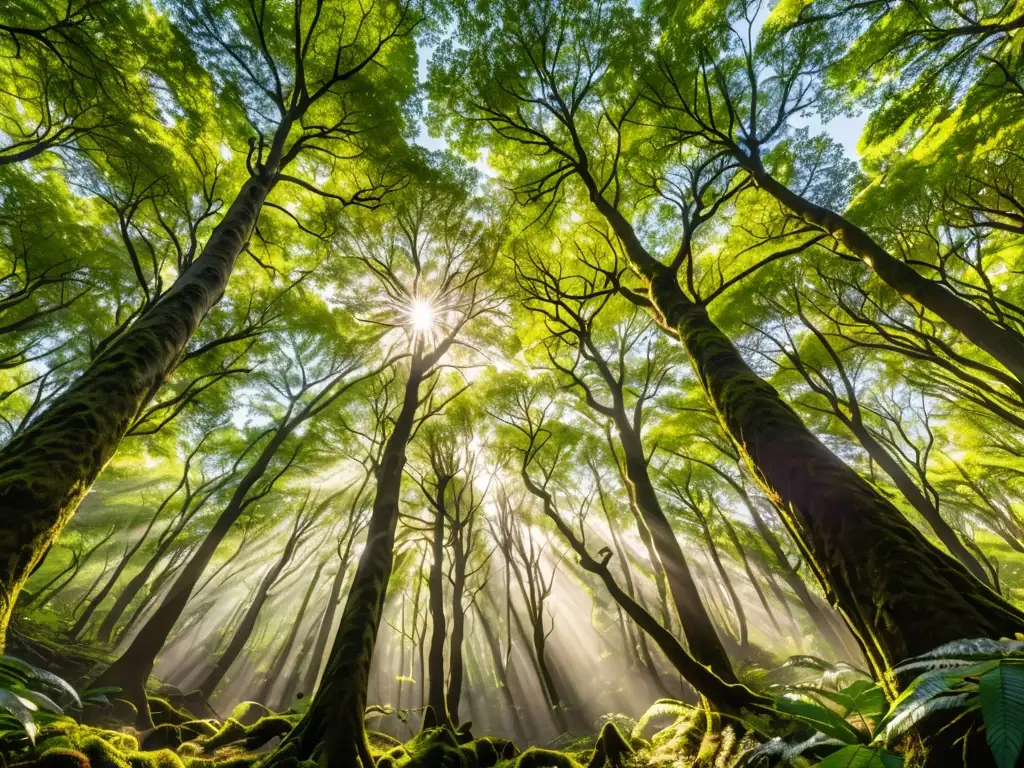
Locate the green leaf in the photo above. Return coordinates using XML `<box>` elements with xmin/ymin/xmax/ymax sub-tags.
<box><xmin>816</xmin><ymin>745</ymin><xmax>903</xmax><ymax>767</ymax></box>
<box><xmin>774</xmin><ymin>694</ymin><xmax>863</xmax><ymax>744</ymax></box>
<box><xmin>0</xmin><ymin>689</ymin><xmax>37</xmax><ymax>744</ymax></box>
<box><xmin>980</xmin><ymin>663</ymin><xmax>1024</xmax><ymax>768</ymax></box>
<box><xmin>0</xmin><ymin>656</ymin><xmax>79</xmax><ymax>708</ymax></box>
<box><xmin>874</xmin><ymin>667</ymin><xmax>975</xmax><ymax>746</ymax></box>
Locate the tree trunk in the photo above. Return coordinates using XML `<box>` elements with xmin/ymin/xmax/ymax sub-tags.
<box><xmin>90</xmin><ymin>412</ymin><xmax>298</xmax><ymax>727</ymax></box>
<box><xmin>693</xmin><ymin>506</ymin><xmax>748</xmax><ymax>650</ymax></box>
<box><xmin>747</xmin><ymin>162</ymin><xmax>1024</xmax><ymax>387</ymax></box>
<box><xmin>71</xmin><ymin>553</ymin><xmax>113</xmax><ymax>618</ymax></box>
<box><xmin>70</xmin><ymin>500</ymin><xmax>169</xmax><ymax>640</ymax></box>
<box><xmin>260</xmin><ymin>363</ymin><xmax>423</xmax><ymax>768</ymax></box>
<box><xmin>607</xmin><ymin>438</ymin><xmax>673</xmax><ymax>634</ymax></box>
<box><xmin>114</xmin><ymin>546</ymin><xmax>191</xmax><ymax>644</ymax></box>
<box><xmin>22</xmin><ymin>550</ymin><xmax>80</xmax><ymax>609</ymax></box>
<box><xmin>426</xmin><ymin>477</ymin><xmax>450</xmax><ymax>727</ymax></box>
<box><xmin>267</xmin><ymin>560</ymin><xmax>325</xmax><ymax>708</ymax></box>
<box><xmin>718</xmin><ymin>511</ymin><xmax>783</xmax><ymax>637</ymax></box>
<box><xmin>446</xmin><ymin>543</ymin><xmax>467</xmax><ymax>725</ymax></box>
<box><xmin>616</xmin><ymin>427</ymin><xmax>737</xmax><ymax>682</ymax></box>
<box><xmin>474</xmin><ymin>601</ymin><xmax>527</xmax><ymax>744</ymax></box>
<box><xmin>197</xmin><ymin>515</ymin><xmax>307</xmax><ymax>699</ymax></box>
<box><xmin>300</xmin><ymin>557</ymin><xmax>351</xmax><ymax>699</ymax></box>
<box><xmin>97</xmin><ymin>516</ymin><xmax>192</xmax><ymax>643</ymax></box>
<box><xmin>525</xmin><ymin>471</ymin><xmax>768</xmax><ymax>715</ymax></box>
<box><xmin>0</xmin><ymin>147</ymin><xmax>286</xmax><ymax>649</ymax></box>
<box><xmin>599</xmin><ymin>475</ymin><xmax>658</xmax><ymax>673</ymax></box>
<box><xmin>655</xmin><ymin>286</ymin><xmax>1024</xmax><ymax>679</ymax></box>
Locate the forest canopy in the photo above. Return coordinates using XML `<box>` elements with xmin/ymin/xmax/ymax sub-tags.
<box><xmin>1</xmin><ymin>0</ymin><xmax>1024</xmax><ymax>766</ymax></box>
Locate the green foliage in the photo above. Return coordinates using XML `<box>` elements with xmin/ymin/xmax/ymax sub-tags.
<box><xmin>0</xmin><ymin>656</ymin><xmax>79</xmax><ymax>748</ymax></box>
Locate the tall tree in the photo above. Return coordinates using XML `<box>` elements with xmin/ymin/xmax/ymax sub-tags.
<box><xmin>0</xmin><ymin>0</ymin><xmax>416</xmax><ymax>648</ymax></box>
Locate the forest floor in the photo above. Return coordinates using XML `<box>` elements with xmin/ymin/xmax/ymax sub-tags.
<box><xmin>5</xmin><ymin>621</ymin><xmax>720</xmax><ymax>768</ymax></box>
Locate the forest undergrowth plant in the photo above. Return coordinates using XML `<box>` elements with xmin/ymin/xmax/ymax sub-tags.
<box><xmin>740</xmin><ymin>638</ymin><xmax>1024</xmax><ymax>767</ymax></box>
<box><xmin>0</xmin><ymin>654</ymin><xmax>115</xmax><ymax>756</ymax></box>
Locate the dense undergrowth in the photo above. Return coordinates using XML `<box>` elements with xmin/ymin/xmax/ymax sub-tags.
<box><xmin>5</xmin><ymin>624</ymin><xmax>1024</xmax><ymax>768</ymax></box>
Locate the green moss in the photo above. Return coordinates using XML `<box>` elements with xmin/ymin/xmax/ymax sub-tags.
<box><xmin>182</xmin><ymin>758</ymin><xmax>260</xmax><ymax>768</ymax></box>
<box><xmin>144</xmin><ymin>724</ymin><xmax>184</xmax><ymax>750</ymax></box>
<box><xmin>585</xmin><ymin>723</ymin><xmax>632</xmax><ymax>768</ymax></box>
<box><xmin>367</xmin><ymin>730</ymin><xmax>404</xmax><ymax>755</ymax></box>
<box><xmin>227</xmin><ymin>702</ymin><xmax>273</xmax><ymax>727</ymax></box>
<box><xmin>514</xmin><ymin>748</ymin><xmax>583</xmax><ymax>768</ymax></box>
<box><xmin>148</xmin><ymin>698</ymin><xmax>192</xmax><ymax>727</ymax></box>
<box><xmin>176</xmin><ymin>743</ymin><xmax>203</xmax><ymax>758</ymax></box>
<box><xmin>100</xmin><ymin>732</ymin><xmax>141</xmax><ymax>753</ymax></box>
<box><xmin>81</xmin><ymin>735</ymin><xmax>132</xmax><ymax>768</ymax></box>
<box><xmin>12</xmin><ymin>748</ymin><xmax>91</xmax><ymax>768</ymax></box>
<box><xmin>126</xmin><ymin>748</ymin><xmax>186</xmax><ymax>768</ymax></box>
<box><xmin>181</xmin><ymin>720</ymin><xmax>219</xmax><ymax>739</ymax></box>
<box><xmin>35</xmin><ymin>735</ymin><xmax>76</xmax><ymax>753</ymax></box>
<box><xmin>200</xmin><ymin>716</ymin><xmax>293</xmax><ymax>752</ymax></box>
<box><xmin>460</xmin><ymin>737</ymin><xmax>518</xmax><ymax>768</ymax></box>
<box><xmin>375</xmin><ymin>745</ymin><xmax>410</xmax><ymax>768</ymax></box>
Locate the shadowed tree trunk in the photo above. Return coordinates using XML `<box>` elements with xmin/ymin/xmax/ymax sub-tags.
<box><xmin>605</xmin><ymin>429</ymin><xmax>673</xmax><ymax>634</ymax></box>
<box><xmin>718</xmin><ymin>508</ymin><xmax>783</xmax><ymax>638</ymax></box>
<box><xmin>474</xmin><ymin>600</ymin><xmax>528</xmax><ymax>744</ymax></box>
<box><xmin>517</xmin><ymin>259</ymin><xmax>737</xmax><ymax>683</ymax></box>
<box><xmin>445</xmin><ymin>520</ymin><xmax>469</xmax><ymax>726</ymax></box>
<box><xmin>425</xmin><ymin>473</ymin><xmax>451</xmax><ymax>727</ymax></box>
<box><xmin>90</xmin><ymin>356</ymin><xmax>383</xmax><ymax>726</ymax></box>
<box><xmin>21</xmin><ymin>548</ymin><xmax>80</xmax><ymax>610</ymax></box>
<box><xmin>0</xmin><ymin>134</ymin><xmax>292</xmax><ymax>649</ymax></box>
<box><xmin>263</xmin><ymin>559</ymin><xmax>326</xmax><ymax>708</ymax></box>
<box><xmin>198</xmin><ymin>500</ymin><xmax>319</xmax><ymax>699</ymax></box>
<box><xmin>298</xmin><ymin>498</ymin><xmax>364</xmax><ymax>699</ymax></box>
<box><xmin>260</xmin><ymin>358</ymin><xmax>425</xmax><ymax>768</ymax></box>
<box><xmin>115</xmin><ymin>545</ymin><xmax>193</xmax><ymax>644</ymax></box>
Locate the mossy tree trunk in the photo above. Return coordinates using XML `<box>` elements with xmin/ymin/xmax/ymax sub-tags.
<box><xmin>747</xmin><ymin>163</ymin><xmax>1024</xmax><ymax>387</ymax></box>
<box><xmin>0</xmin><ymin>134</ymin><xmax>290</xmax><ymax>650</ymax></box>
<box><xmin>582</xmin><ymin>177</ymin><xmax>1024</xmax><ymax>677</ymax></box>
<box><xmin>260</xmin><ymin>360</ymin><xmax>424</xmax><ymax>768</ymax></box>
<box><xmin>426</xmin><ymin>474</ymin><xmax>451</xmax><ymax>728</ymax></box>
<box><xmin>659</xmin><ymin>286</ymin><xmax>1024</xmax><ymax>677</ymax></box>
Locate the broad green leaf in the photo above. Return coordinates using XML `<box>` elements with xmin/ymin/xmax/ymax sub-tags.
<box><xmin>774</xmin><ymin>694</ymin><xmax>863</xmax><ymax>744</ymax></box>
<box><xmin>816</xmin><ymin>745</ymin><xmax>903</xmax><ymax>768</ymax></box>
<box><xmin>980</xmin><ymin>663</ymin><xmax>1024</xmax><ymax>768</ymax></box>
<box><xmin>0</xmin><ymin>689</ymin><xmax>37</xmax><ymax>744</ymax></box>
<box><xmin>874</xmin><ymin>670</ymin><xmax>973</xmax><ymax>745</ymax></box>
